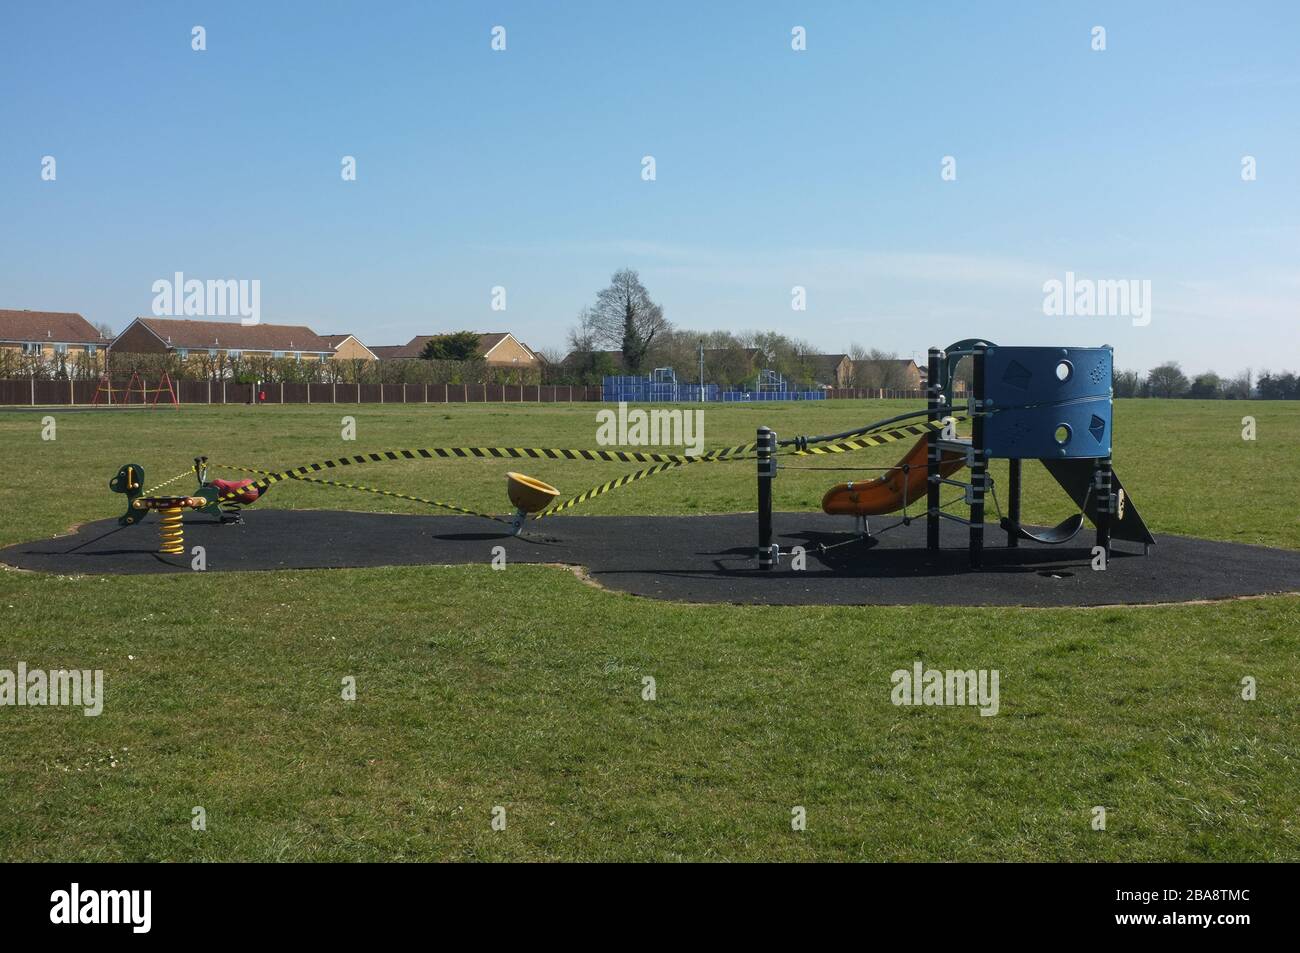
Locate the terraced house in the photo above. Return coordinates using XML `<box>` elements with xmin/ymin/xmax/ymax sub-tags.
<box><xmin>111</xmin><ymin>317</ymin><xmax>336</xmax><ymax>364</ymax></box>
<box><xmin>373</xmin><ymin>331</ymin><xmax>539</xmax><ymax>369</ymax></box>
<box><xmin>0</xmin><ymin>309</ymin><xmax>109</xmax><ymax>370</ymax></box>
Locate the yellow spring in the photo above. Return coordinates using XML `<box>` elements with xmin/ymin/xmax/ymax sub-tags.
<box><xmin>158</xmin><ymin>505</ymin><xmax>185</xmax><ymax>555</ymax></box>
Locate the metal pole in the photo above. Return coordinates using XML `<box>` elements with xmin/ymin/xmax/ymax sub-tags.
<box><xmin>1095</xmin><ymin>456</ymin><xmax>1113</xmax><ymax>555</ymax></box>
<box><xmin>1006</xmin><ymin>458</ymin><xmax>1021</xmax><ymax>548</ymax></box>
<box><xmin>926</xmin><ymin>348</ymin><xmax>942</xmax><ymax>551</ymax></box>
<box><xmin>756</xmin><ymin>426</ymin><xmax>777</xmax><ymax>569</ymax></box>
<box><xmin>969</xmin><ymin>345</ymin><xmax>987</xmax><ymax>568</ymax></box>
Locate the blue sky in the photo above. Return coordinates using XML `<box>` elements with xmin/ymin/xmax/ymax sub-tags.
<box><xmin>2</xmin><ymin>1</ymin><xmax>1296</xmax><ymax>374</ymax></box>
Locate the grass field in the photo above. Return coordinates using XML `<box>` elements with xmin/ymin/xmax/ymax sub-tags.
<box><xmin>1</xmin><ymin>399</ymin><xmax>1298</xmax><ymax>861</ymax></box>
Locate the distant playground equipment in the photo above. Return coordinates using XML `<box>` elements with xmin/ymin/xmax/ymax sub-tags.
<box><xmin>102</xmin><ymin>339</ymin><xmax>1152</xmax><ymax>571</ymax></box>
<box><xmin>603</xmin><ymin>368</ymin><xmax>825</xmax><ymax>403</ymax></box>
<box><xmin>756</xmin><ymin>340</ymin><xmax>1155</xmax><ymax>569</ymax></box>
<box><xmin>92</xmin><ymin>371</ymin><xmax>179</xmax><ymax>408</ymax></box>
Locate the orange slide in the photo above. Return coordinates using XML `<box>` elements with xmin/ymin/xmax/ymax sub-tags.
<box><xmin>821</xmin><ymin>435</ymin><xmax>967</xmax><ymax>517</ymax></box>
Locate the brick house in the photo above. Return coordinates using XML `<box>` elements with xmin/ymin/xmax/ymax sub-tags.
<box><xmin>374</xmin><ymin>332</ymin><xmax>539</xmax><ymax>369</ymax></box>
<box><xmin>850</xmin><ymin>358</ymin><xmax>925</xmax><ymax>390</ymax></box>
<box><xmin>319</xmin><ymin>334</ymin><xmax>379</xmax><ymax>361</ymax></box>
<box><xmin>808</xmin><ymin>353</ymin><xmax>853</xmax><ymax>388</ymax></box>
<box><xmin>0</xmin><ymin>309</ymin><xmax>109</xmax><ymax>364</ymax></box>
<box><xmin>110</xmin><ymin>317</ymin><xmax>336</xmax><ymax>363</ymax></box>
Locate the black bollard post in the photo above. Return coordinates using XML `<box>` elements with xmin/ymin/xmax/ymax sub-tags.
<box><xmin>969</xmin><ymin>345</ymin><xmax>987</xmax><ymax>569</ymax></box>
<box><xmin>757</xmin><ymin>426</ymin><xmax>777</xmax><ymax>569</ymax></box>
<box><xmin>1095</xmin><ymin>456</ymin><xmax>1112</xmax><ymax>555</ymax></box>
<box><xmin>926</xmin><ymin>348</ymin><xmax>942</xmax><ymax>552</ymax></box>
<box><xmin>1006</xmin><ymin>458</ymin><xmax>1021</xmax><ymax>548</ymax></box>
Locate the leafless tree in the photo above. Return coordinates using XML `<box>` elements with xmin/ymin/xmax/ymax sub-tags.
<box><xmin>588</xmin><ymin>269</ymin><xmax>669</xmax><ymax>373</ymax></box>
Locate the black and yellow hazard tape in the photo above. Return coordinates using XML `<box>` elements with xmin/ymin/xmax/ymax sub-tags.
<box><xmin>537</xmin><ymin>417</ymin><xmax>966</xmax><ymax>518</ymax></box>
<box><xmin>534</xmin><ymin>458</ymin><xmax>694</xmax><ymax>519</ymax></box>
<box><xmin>208</xmin><ymin>415</ymin><xmax>965</xmax><ymax>519</ymax></box>
<box><xmin>212</xmin><ymin>464</ymin><xmax>507</xmax><ymax>522</ymax></box>
<box><xmin>787</xmin><ymin>417</ymin><xmax>965</xmax><ymax>457</ymax></box>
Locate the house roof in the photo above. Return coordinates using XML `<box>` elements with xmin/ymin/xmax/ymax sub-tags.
<box><xmin>116</xmin><ymin>317</ymin><xmax>335</xmax><ymax>353</ymax></box>
<box><xmin>809</xmin><ymin>353</ymin><xmax>850</xmax><ymax>370</ymax></box>
<box><xmin>318</xmin><ymin>333</ymin><xmax>378</xmax><ymax>359</ymax></box>
<box><xmin>374</xmin><ymin>332</ymin><xmax>535</xmax><ymax>361</ymax></box>
<box><xmin>806</xmin><ymin>354</ymin><xmax>851</xmax><ymax>384</ymax></box>
<box><xmin>0</xmin><ymin>309</ymin><xmax>106</xmax><ymax>345</ymax></box>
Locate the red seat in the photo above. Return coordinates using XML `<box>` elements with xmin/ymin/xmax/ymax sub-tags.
<box><xmin>211</xmin><ymin>478</ymin><xmax>262</xmax><ymax>504</ymax></box>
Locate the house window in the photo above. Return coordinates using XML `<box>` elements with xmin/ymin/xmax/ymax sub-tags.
<box><xmin>227</xmin><ymin>350</ymin><xmax>242</xmax><ymax>359</ymax></box>
<box><xmin>53</xmin><ymin>343</ymin><xmax>68</xmax><ymax>355</ymax></box>
<box><xmin>292</xmin><ymin>352</ymin><xmax>302</xmax><ymax>362</ymax></box>
<box><xmin>209</xmin><ymin>349</ymin><xmax>218</xmax><ymax>358</ymax></box>
<box><xmin>319</xmin><ymin>353</ymin><xmax>331</xmax><ymax>361</ymax></box>
<box><xmin>22</xmin><ymin>343</ymin><xmax>41</xmax><ymax>355</ymax></box>
<box><xmin>177</xmin><ymin>348</ymin><xmax>189</xmax><ymax>359</ymax></box>
<box><xmin>87</xmin><ymin>344</ymin><xmax>98</xmax><ymax>356</ymax></box>
<box><xmin>273</xmin><ymin>351</ymin><xmax>285</xmax><ymax>359</ymax></box>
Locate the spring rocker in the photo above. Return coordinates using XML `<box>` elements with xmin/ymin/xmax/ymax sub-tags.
<box><xmin>755</xmin><ymin>340</ymin><xmax>1155</xmax><ymax>569</ymax></box>
<box><xmin>109</xmin><ymin>458</ymin><xmax>268</xmax><ymax>554</ymax></box>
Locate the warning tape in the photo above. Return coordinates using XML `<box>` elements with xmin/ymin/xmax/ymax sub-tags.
<box><xmin>278</xmin><ymin>471</ymin><xmax>505</xmax><ymax>522</ymax></box>
<box><xmin>537</xmin><ymin>417</ymin><xmax>966</xmax><ymax>518</ymax></box>
<box><xmin>787</xmin><ymin>418</ymin><xmax>965</xmax><ymax>457</ymax></box>
<box><xmin>209</xmin><ymin>416</ymin><xmax>965</xmax><ymax>518</ymax></box>
<box><xmin>535</xmin><ymin>458</ymin><xmax>696</xmax><ymax>518</ymax></box>
<box><xmin>142</xmin><ymin>468</ymin><xmax>196</xmax><ymax>497</ymax></box>
<box><xmin>209</xmin><ymin>443</ymin><xmax>755</xmax><ymax>500</ymax></box>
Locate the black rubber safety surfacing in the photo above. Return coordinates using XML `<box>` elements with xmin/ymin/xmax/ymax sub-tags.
<box><xmin>5</xmin><ymin>510</ymin><xmax>1300</xmax><ymax>607</ymax></box>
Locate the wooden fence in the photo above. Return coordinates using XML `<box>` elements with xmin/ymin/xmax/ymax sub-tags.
<box><xmin>0</xmin><ymin>379</ymin><xmax>931</xmax><ymax>406</ymax></box>
<box><xmin>0</xmin><ymin>379</ymin><xmax>606</xmax><ymax>406</ymax></box>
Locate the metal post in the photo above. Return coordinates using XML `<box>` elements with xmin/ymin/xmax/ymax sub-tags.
<box><xmin>1006</xmin><ymin>458</ymin><xmax>1021</xmax><ymax>548</ymax></box>
<box><xmin>756</xmin><ymin>426</ymin><xmax>777</xmax><ymax>569</ymax></box>
<box><xmin>1095</xmin><ymin>456</ymin><xmax>1113</xmax><ymax>555</ymax></box>
<box><xmin>926</xmin><ymin>348</ymin><xmax>942</xmax><ymax>551</ymax></box>
<box><xmin>969</xmin><ymin>345</ymin><xmax>987</xmax><ymax>568</ymax></box>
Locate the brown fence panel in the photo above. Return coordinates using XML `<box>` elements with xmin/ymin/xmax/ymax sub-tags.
<box><xmin>280</xmin><ymin>382</ymin><xmax>308</xmax><ymax>403</ymax></box>
<box><xmin>443</xmin><ymin>384</ymin><xmax>463</xmax><ymax>402</ymax></box>
<box><xmin>308</xmin><ymin>383</ymin><xmax>334</xmax><ymax>403</ymax></box>
<box><xmin>226</xmin><ymin>383</ymin><xmax>253</xmax><ymax>404</ymax></box>
<box><xmin>33</xmin><ymin>380</ymin><xmax>67</xmax><ymax>405</ymax></box>
<box><xmin>482</xmin><ymin>384</ymin><xmax>502</xmax><ymax>402</ymax></box>
<box><xmin>174</xmin><ymin>380</ymin><xmax>203</xmax><ymax>403</ymax></box>
<box><xmin>461</xmin><ymin>384</ymin><xmax>482</xmax><ymax>402</ymax></box>
<box><xmin>503</xmin><ymin>385</ymin><xmax>523</xmax><ymax>402</ymax></box>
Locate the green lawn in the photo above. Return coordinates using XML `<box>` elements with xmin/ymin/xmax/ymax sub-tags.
<box><xmin>1</xmin><ymin>400</ymin><xmax>1297</xmax><ymax>861</ymax></box>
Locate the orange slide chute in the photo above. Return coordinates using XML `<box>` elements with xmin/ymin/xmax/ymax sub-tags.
<box><xmin>820</xmin><ymin>435</ymin><xmax>967</xmax><ymax>517</ymax></box>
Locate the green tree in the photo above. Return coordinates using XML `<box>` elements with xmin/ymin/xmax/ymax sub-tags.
<box><xmin>419</xmin><ymin>332</ymin><xmax>481</xmax><ymax>361</ymax></box>
<box><xmin>1188</xmin><ymin>372</ymin><xmax>1222</xmax><ymax>399</ymax></box>
<box><xmin>1146</xmin><ymin>362</ymin><xmax>1189</xmax><ymax>398</ymax></box>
